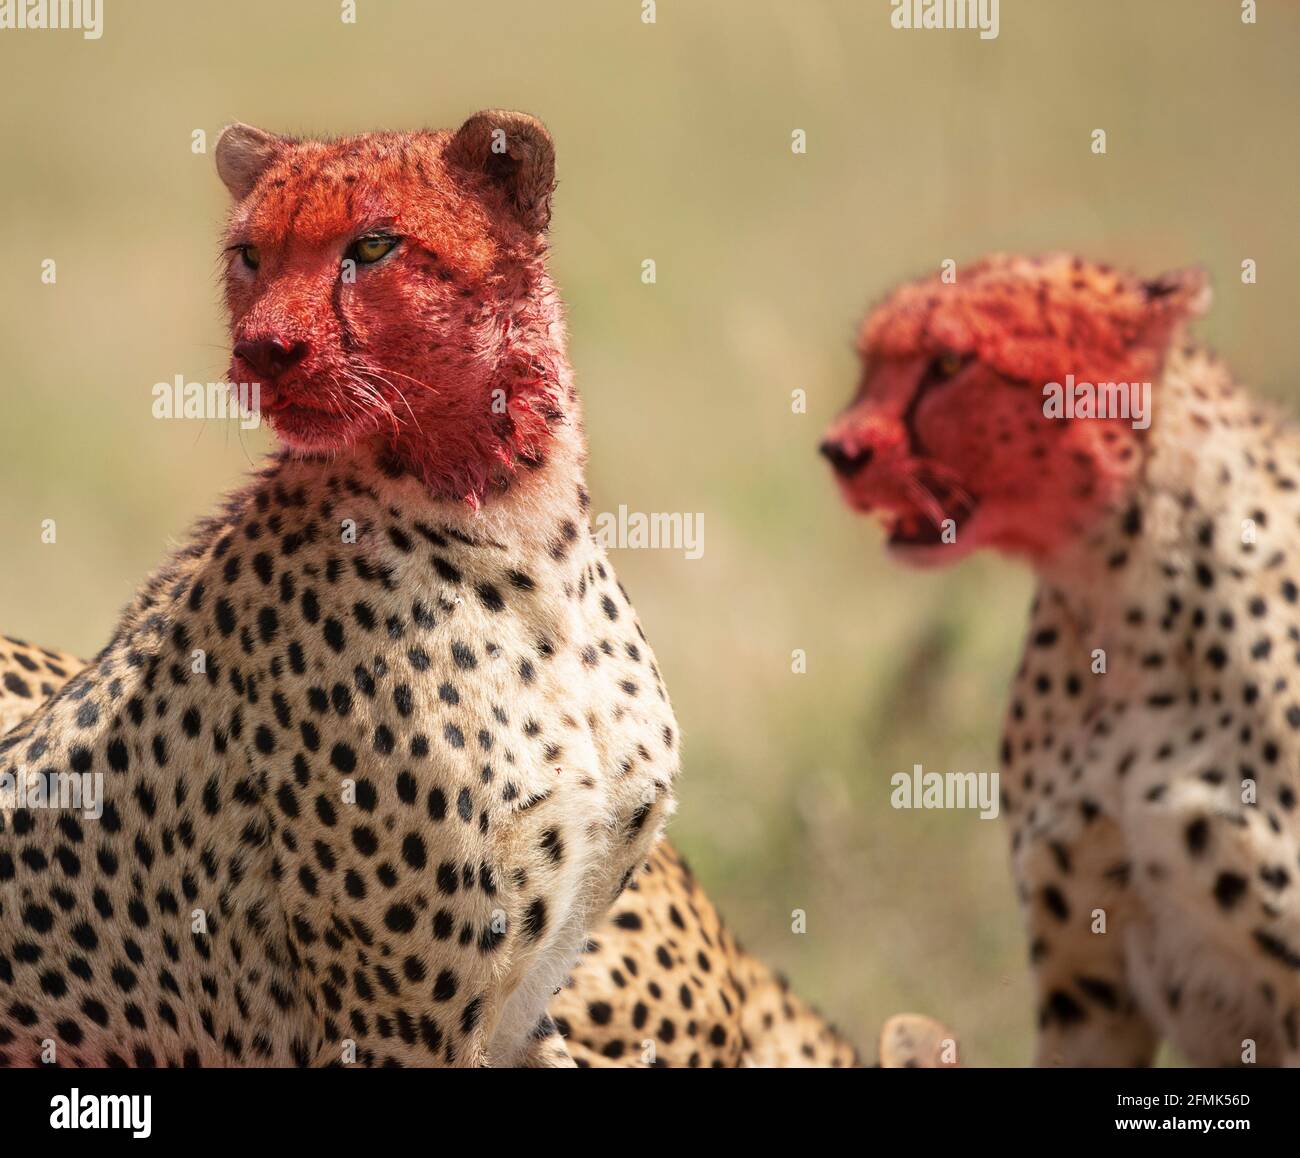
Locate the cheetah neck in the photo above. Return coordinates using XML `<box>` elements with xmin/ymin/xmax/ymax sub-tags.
<box><xmin>1033</xmin><ymin>343</ymin><xmax>1295</xmax><ymax>651</ymax></box>
<box><xmin>318</xmin><ymin>384</ymin><xmax>590</xmax><ymax>558</ymax></box>
<box><xmin>341</xmin><ymin>275</ymin><xmax>586</xmax><ymax>512</ymax></box>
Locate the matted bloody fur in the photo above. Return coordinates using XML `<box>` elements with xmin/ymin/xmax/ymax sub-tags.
<box><xmin>221</xmin><ymin>115</ymin><xmax>565</xmax><ymax>507</ymax></box>
<box><xmin>822</xmin><ymin>252</ymin><xmax>1208</xmax><ymax>563</ymax></box>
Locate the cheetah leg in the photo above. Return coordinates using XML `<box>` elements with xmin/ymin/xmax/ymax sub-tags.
<box><xmin>1018</xmin><ymin>811</ymin><xmax>1159</xmax><ymax>1067</ymax></box>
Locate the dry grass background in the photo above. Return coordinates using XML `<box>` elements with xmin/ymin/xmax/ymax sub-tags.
<box><xmin>0</xmin><ymin>0</ymin><xmax>1296</xmax><ymax>1064</ymax></box>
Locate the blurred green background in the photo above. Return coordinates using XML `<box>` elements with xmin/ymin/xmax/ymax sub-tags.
<box><xmin>1</xmin><ymin>0</ymin><xmax>1296</xmax><ymax>1065</ymax></box>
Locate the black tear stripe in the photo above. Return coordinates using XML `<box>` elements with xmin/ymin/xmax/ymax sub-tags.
<box><xmin>332</xmin><ymin>275</ymin><xmax>358</xmax><ymax>354</ymax></box>
<box><xmin>899</xmin><ymin>355</ymin><xmax>974</xmax><ymax>458</ymax></box>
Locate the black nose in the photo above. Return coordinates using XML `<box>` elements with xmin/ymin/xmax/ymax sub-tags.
<box><xmin>234</xmin><ymin>336</ymin><xmax>308</xmax><ymax>380</ymax></box>
<box><xmin>820</xmin><ymin>440</ymin><xmax>873</xmax><ymax>478</ymax></box>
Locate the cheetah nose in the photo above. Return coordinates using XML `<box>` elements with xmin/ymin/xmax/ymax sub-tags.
<box><xmin>234</xmin><ymin>336</ymin><xmax>308</xmax><ymax>380</ymax></box>
<box><xmin>819</xmin><ymin>440</ymin><xmax>873</xmax><ymax>478</ymax></box>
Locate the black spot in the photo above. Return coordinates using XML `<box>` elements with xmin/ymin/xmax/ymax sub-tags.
<box><xmin>399</xmin><ymin>832</ymin><xmax>426</xmax><ymax>870</ymax></box>
<box><xmin>1075</xmin><ymin>975</ymin><xmax>1120</xmax><ymax>1010</ymax></box>
<box><xmin>522</xmin><ymin>897</ymin><xmax>547</xmax><ymax>940</ymax></box>
<box><xmin>215</xmin><ymin>598</ymin><xmax>237</xmax><ymax>636</ymax></box>
<box><xmin>1042</xmin><ymin>886</ymin><xmax>1070</xmax><ymax>921</ymax></box>
<box><xmin>323</xmin><ymin>618</ymin><xmax>346</xmax><ymax>652</ymax></box>
<box><xmin>1253</xmin><ymin>929</ymin><xmax>1300</xmax><ymax>969</ymax></box>
<box><xmin>1185</xmin><ymin>818</ymin><xmax>1209</xmax><ymax>856</ymax></box>
<box><xmin>1043</xmin><ymin>989</ymin><xmax>1086</xmax><ymax>1027</ymax></box>
<box><xmin>433</xmin><ymin>970</ymin><xmax>458</xmax><ymax>1001</ymax></box>
<box><xmin>432</xmin><ymin>557</ymin><xmax>462</xmax><ymax>584</ymax></box>
<box><xmin>384</xmin><ymin>905</ymin><xmax>416</xmax><ymax>933</ymax></box>
<box><xmin>1213</xmin><ymin>871</ymin><xmax>1248</xmax><ymax>910</ymax></box>
<box><xmin>258</xmin><ymin>606</ymin><xmax>279</xmax><ymax>643</ymax></box>
<box><xmin>427</xmin><ymin>788</ymin><xmax>447</xmax><ymax>821</ymax></box>
<box><xmin>394</xmin><ymin>684</ymin><xmax>414</xmax><ymax>716</ymax></box>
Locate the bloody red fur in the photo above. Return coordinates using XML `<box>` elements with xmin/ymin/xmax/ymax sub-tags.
<box><xmin>221</xmin><ymin>128</ymin><xmax>567</xmax><ymax>507</ymax></box>
<box><xmin>823</xmin><ymin>253</ymin><xmax>1208</xmax><ymax>564</ymax></box>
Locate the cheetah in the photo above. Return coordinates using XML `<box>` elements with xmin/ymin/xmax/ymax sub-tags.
<box><xmin>0</xmin><ymin>640</ymin><xmax>876</xmax><ymax>1067</ymax></box>
<box><xmin>553</xmin><ymin>841</ymin><xmax>863</xmax><ymax>1067</ymax></box>
<box><xmin>822</xmin><ymin>252</ymin><xmax>1300</xmax><ymax>1067</ymax></box>
<box><xmin>0</xmin><ymin>110</ymin><xmax>684</xmax><ymax>1068</ymax></box>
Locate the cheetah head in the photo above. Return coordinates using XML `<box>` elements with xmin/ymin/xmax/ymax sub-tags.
<box><xmin>215</xmin><ymin>111</ymin><xmax>564</xmax><ymax>506</ymax></box>
<box><xmin>820</xmin><ymin>253</ymin><xmax>1210</xmax><ymax>567</ymax></box>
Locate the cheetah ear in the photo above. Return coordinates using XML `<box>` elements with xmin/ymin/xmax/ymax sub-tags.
<box><xmin>1141</xmin><ymin>266</ymin><xmax>1212</xmax><ymax>321</ymax></box>
<box><xmin>447</xmin><ymin>110</ymin><xmax>556</xmax><ymax>234</ymax></box>
<box><xmin>215</xmin><ymin>123</ymin><xmax>287</xmax><ymax>200</ymax></box>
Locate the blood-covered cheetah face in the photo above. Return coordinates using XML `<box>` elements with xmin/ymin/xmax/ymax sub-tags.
<box><xmin>820</xmin><ymin>253</ymin><xmax>1210</xmax><ymax>567</ymax></box>
<box><xmin>215</xmin><ymin>110</ymin><xmax>563</xmax><ymax>505</ymax></box>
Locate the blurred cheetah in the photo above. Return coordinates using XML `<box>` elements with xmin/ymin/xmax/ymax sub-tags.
<box><xmin>824</xmin><ymin>253</ymin><xmax>1300</xmax><ymax>1067</ymax></box>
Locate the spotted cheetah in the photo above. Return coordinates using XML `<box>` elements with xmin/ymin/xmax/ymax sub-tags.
<box><xmin>822</xmin><ymin>253</ymin><xmax>1300</xmax><ymax>1067</ymax></box>
<box><xmin>555</xmin><ymin>841</ymin><xmax>863</xmax><ymax>1067</ymax></box>
<box><xmin>0</xmin><ymin>639</ymin><xmax>871</xmax><ymax>1067</ymax></box>
<box><xmin>0</xmin><ymin>111</ymin><xmax>684</xmax><ymax>1068</ymax></box>
<box><xmin>0</xmin><ymin>639</ymin><xmax>77</xmax><ymax>737</ymax></box>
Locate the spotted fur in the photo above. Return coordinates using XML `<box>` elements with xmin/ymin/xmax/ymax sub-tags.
<box><xmin>556</xmin><ymin>842</ymin><xmax>861</xmax><ymax>1068</ymax></box>
<box><xmin>0</xmin><ymin>639</ymin><xmax>77</xmax><ymax>737</ymax></box>
<box><xmin>0</xmin><ymin>645</ymin><xmax>863</xmax><ymax>1068</ymax></box>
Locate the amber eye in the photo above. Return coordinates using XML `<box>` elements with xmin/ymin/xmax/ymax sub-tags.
<box><xmin>931</xmin><ymin>352</ymin><xmax>967</xmax><ymax>381</ymax></box>
<box><xmin>238</xmin><ymin>245</ymin><xmax>261</xmax><ymax>271</ymax></box>
<box><xmin>349</xmin><ymin>235</ymin><xmax>399</xmax><ymax>265</ymax></box>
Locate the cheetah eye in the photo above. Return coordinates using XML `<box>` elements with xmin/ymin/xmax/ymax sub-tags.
<box><xmin>927</xmin><ymin>352</ymin><xmax>969</xmax><ymax>382</ymax></box>
<box><xmin>237</xmin><ymin>245</ymin><xmax>261</xmax><ymax>271</ymax></box>
<box><xmin>348</xmin><ymin>235</ymin><xmax>400</xmax><ymax>265</ymax></box>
